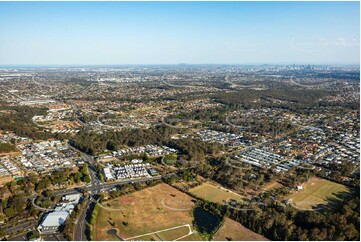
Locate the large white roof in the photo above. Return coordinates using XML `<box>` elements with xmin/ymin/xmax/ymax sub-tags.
<box><xmin>40</xmin><ymin>211</ymin><xmax>69</xmax><ymax>227</ymax></box>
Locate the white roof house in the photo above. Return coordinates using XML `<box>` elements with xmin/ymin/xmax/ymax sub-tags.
<box><xmin>104</xmin><ymin>167</ymin><xmax>114</xmax><ymax>181</ymax></box>
<box><xmin>63</xmin><ymin>194</ymin><xmax>81</xmax><ymax>204</ymax></box>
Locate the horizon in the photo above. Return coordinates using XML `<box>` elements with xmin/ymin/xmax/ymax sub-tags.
<box><xmin>0</xmin><ymin>63</ymin><xmax>360</xmax><ymax>67</ymax></box>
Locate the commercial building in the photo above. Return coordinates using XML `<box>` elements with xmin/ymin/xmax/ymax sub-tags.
<box><xmin>37</xmin><ymin>194</ymin><xmax>81</xmax><ymax>234</ymax></box>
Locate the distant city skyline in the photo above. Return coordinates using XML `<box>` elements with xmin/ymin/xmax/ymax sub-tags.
<box><xmin>0</xmin><ymin>1</ymin><xmax>359</xmax><ymax>65</ymax></box>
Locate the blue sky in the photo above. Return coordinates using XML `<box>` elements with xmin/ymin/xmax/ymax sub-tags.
<box><xmin>0</xmin><ymin>1</ymin><xmax>359</xmax><ymax>65</ymax></box>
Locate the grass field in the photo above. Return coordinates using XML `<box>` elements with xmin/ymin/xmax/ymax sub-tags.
<box><xmin>132</xmin><ymin>225</ymin><xmax>191</xmax><ymax>241</ymax></box>
<box><xmin>285</xmin><ymin>177</ymin><xmax>353</xmax><ymax>210</ymax></box>
<box><xmin>189</xmin><ymin>182</ymin><xmax>244</xmax><ymax>205</ymax></box>
<box><xmin>177</xmin><ymin>233</ymin><xmax>203</xmax><ymax>241</ymax></box>
<box><xmin>212</xmin><ymin>218</ymin><xmax>268</xmax><ymax>241</ymax></box>
<box><xmin>262</xmin><ymin>181</ymin><xmax>283</xmax><ymax>192</ymax></box>
<box><xmin>94</xmin><ymin>183</ymin><xmax>201</xmax><ymax>241</ymax></box>
<box><xmin>173</xmin><ymin>175</ymin><xmax>206</xmax><ymax>190</ymax></box>
<box><xmin>173</xmin><ymin>181</ymin><xmax>202</xmax><ymax>190</ymax></box>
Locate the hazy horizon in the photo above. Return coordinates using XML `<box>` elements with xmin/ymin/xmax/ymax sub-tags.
<box><xmin>0</xmin><ymin>63</ymin><xmax>360</xmax><ymax>67</ymax></box>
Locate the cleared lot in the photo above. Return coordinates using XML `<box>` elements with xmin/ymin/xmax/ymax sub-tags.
<box><xmin>94</xmin><ymin>183</ymin><xmax>201</xmax><ymax>241</ymax></box>
<box><xmin>212</xmin><ymin>218</ymin><xmax>268</xmax><ymax>241</ymax></box>
<box><xmin>189</xmin><ymin>182</ymin><xmax>244</xmax><ymax>204</ymax></box>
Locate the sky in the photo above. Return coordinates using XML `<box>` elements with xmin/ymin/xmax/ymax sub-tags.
<box><xmin>0</xmin><ymin>1</ymin><xmax>359</xmax><ymax>65</ymax></box>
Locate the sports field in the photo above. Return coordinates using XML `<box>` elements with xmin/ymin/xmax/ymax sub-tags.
<box><xmin>212</xmin><ymin>218</ymin><xmax>268</xmax><ymax>241</ymax></box>
<box><xmin>94</xmin><ymin>183</ymin><xmax>201</xmax><ymax>241</ymax></box>
<box><xmin>286</xmin><ymin>177</ymin><xmax>353</xmax><ymax>210</ymax></box>
<box><xmin>189</xmin><ymin>182</ymin><xmax>244</xmax><ymax>204</ymax></box>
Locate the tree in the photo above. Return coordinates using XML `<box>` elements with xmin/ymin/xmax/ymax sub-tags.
<box><xmin>4</xmin><ymin>207</ymin><xmax>16</xmax><ymax>217</ymax></box>
<box><xmin>69</xmin><ymin>176</ymin><xmax>74</xmax><ymax>185</ymax></box>
<box><xmin>80</xmin><ymin>164</ymin><xmax>88</xmax><ymax>175</ymax></box>
<box><xmin>83</xmin><ymin>175</ymin><xmax>91</xmax><ymax>183</ymax></box>
<box><xmin>74</xmin><ymin>172</ymin><xmax>82</xmax><ymax>183</ymax></box>
<box><xmin>0</xmin><ymin>143</ymin><xmax>16</xmax><ymax>153</ymax></box>
<box><xmin>0</xmin><ymin>228</ymin><xmax>6</xmax><ymax>238</ymax></box>
<box><xmin>133</xmin><ymin>183</ymin><xmax>141</xmax><ymax>191</ymax></box>
<box><xmin>43</xmin><ymin>190</ymin><xmax>52</xmax><ymax>198</ymax></box>
<box><xmin>27</xmin><ymin>231</ymin><xmax>40</xmax><ymax>240</ymax></box>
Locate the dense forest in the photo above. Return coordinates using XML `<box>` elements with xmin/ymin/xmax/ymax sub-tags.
<box><xmin>0</xmin><ymin>143</ymin><xmax>16</xmax><ymax>153</ymax></box>
<box><xmin>228</xmin><ymin>195</ymin><xmax>360</xmax><ymax>241</ymax></box>
<box><xmin>211</xmin><ymin>88</ymin><xmax>360</xmax><ymax>111</ymax></box>
<box><xmin>168</xmin><ymin>138</ymin><xmax>224</xmax><ymax>161</ymax></box>
<box><xmin>71</xmin><ymin>125</ymin><xmax>175</xmax><ymax>155</ymax></box>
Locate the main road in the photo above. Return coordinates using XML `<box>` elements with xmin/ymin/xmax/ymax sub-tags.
<box><xmin>73</xmin><ymin>199</ymin><xmax>91</xmax><ymax>241</ymax></box>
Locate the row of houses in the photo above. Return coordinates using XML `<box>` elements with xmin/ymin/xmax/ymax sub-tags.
<box><xmin>319</xmin><ymin>142</ymin><xmax>360</xmax><ymax>165</ymax></box>
<box><xmin>0</xmin><ymin>156</ymin><xmax>21</xmax><ymax>185</ymax></box>
<box><xmin>32</xmin><ymin>108</ymin><xmax>82</xmax><ymax>133</ymax></box>
<box><xmin>295</xmin><ymin>129</ymin><xmax>359</xmax><ymax>165</ymax></box>
<box><xmin>103</xmin><ymin>163</ymin><xmax>155</xmax><ymax>181</ymax></box>
<box><xmin>0</xmin><ymin>131</ymin><xmax>32</xmax><ymax>144</ymax></box>
<box><xmin>98</xmin><ymin>145</ymin><xmax>179</xmax><ymax>161</ymax></box>
<box><xmin>0</xmin><ymin>163</ymin><xmax>10</xmax><ymax>177</ymax></box>
<box><xmin>197</xmin><ymin>129</ymin><xmax>245</xmax><ymax>146</ymax></box>
<box><xmin>32</xmin><ymin>109</ymin><xmax>71</xmax><ymax>123</ymax></box>
<box><xmin>0</xmin><ymin>156</ymin><xmax>20</xmax><ymax>176</ymax></box>
<box><xmin>50</xmin><ymin>129</ymin><xmax>80</xmax><ymax>134</ymax></box>
<box><xmin>235</xmin><ymin>148</ymin><xmax>302</xmax><ymax>173</ymax></box>
<box><xmin>16</xmin><ymin>141</ymin><xmax>77</xmax><ymax>173</ymax></box>
<box><xmin>19</xmin><ymin>99</ymin><xmax>55</xmax><ymax>106</ymax></box>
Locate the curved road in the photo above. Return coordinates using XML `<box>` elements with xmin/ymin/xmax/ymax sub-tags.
<box><xmin>31</xmin><ymin>198</ymin><xmax>55</xmax><ymax>212</ymax></box>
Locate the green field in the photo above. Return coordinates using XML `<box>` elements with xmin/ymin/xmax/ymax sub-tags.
<box><xmin>189</xmin><ymin>182</ymin><xmax>244</xmax><ymax>204</ymax></box>
<box><xmin>286</xmin><ymin>177</ymin><xmax>353</xmax><ymax>210</ymax></box>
